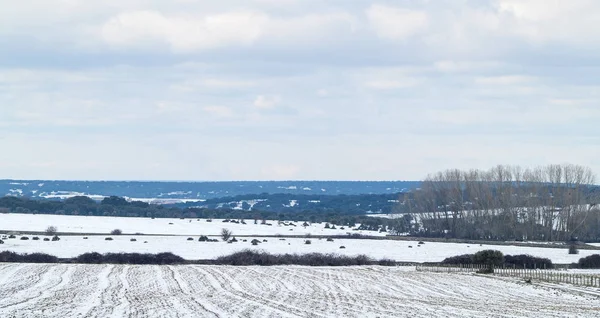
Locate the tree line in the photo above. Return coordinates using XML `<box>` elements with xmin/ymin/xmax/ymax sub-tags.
<box><xmin>396</xmin><ymin>164</ymin><xmax>600</xmax><ymax>242</ymax></box>
<box><xmin>0</xmin><ymin>195</ymin><xmax>413</xmax><ymax>234</ymax></box>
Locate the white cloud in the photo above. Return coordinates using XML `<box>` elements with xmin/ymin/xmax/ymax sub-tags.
<box><xmin>202</xmin><ymin>105</ymin><xmax>233</xmax><ymax>118</ymax></box>
<box><xmin>265</xmin><ymin>12</ymin><xmax>356</xmax><ymax>43</ymax></box>
<box><xmin>433</xmin><ymin>61</ymin><xmax>504</xmax><ymax>73</ymax></box>
<box><xmin>474</xmin><ymin>75</ymin><xmax>537</xmax><ymax>85</ymax></box>
<box><xmin>365</xmin><ymin>79</ymin><xmax>421</xmax><ymax>90</ymax></box>
<box><xmin>101</xmin><ymin>10</ymin><xmax>268</xmax><ymax>52</ymax></box>
<box><xmin>170</xmin><ymin>79</ymin><xmax>255</xmax><ymax>92</ymax></box>
<box><xmin>254</xmin><ymin>95</ymin><xmax>281</xmax><ymax>109</ymax></box>
<box><xmin>366</xmin><ymin>4</ymin><xmax>428</xmax><ymax>40</ymax></box>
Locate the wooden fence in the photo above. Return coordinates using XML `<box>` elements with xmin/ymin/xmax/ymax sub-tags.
<box><xmin>416</xmin><ymin>264</ymin><xmax>600</xmax><ymax>288</ymax></box>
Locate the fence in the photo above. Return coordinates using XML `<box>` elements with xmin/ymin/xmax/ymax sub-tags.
<box><xmin>416</xmin><ymin>264</ymin><xmax>600</xmax><ymax>288</ymax></box>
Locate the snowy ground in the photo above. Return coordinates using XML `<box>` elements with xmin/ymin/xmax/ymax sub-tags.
<box><xmin>0</xmin><ymin>213</ymin><xmax>384</xmax><ymax>237</ymax></box>
<box><xmin>1</xmin><ymin>235</ymin><xmax>598</xmax><ymax>263</ymax></box>
<box><xmin>0</xmin><ymin>264</ymin><xmax>597</xmax><ymax>318</ymax></box>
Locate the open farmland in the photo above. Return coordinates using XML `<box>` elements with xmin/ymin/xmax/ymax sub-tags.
<box><xmin>0</xmin><ymin>213</ymin><xmax>385</xmax><ymax>237</ymax></box>
<box><xmin>2</xmin><ymin>213</ymin><xmax>599</xmax><ymax>263</ymax></box>
<box><xmin>2</xmin><ymin>234</ymin><xmax>599</xmax><ymax>264</ymax></box>
<box><xmin>0</xmin><ymin>264</ymin><xmax>598</xmax><ymax>318</ymax></box>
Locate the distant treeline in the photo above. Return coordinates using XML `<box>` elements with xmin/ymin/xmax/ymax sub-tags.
<box><xmin>399</xmin><ymin>164</ymin><xmax>600</xmax><ymax>242</ymax></box>
<box><xmin>0</xmin><ymin>195</ymin><xmax>414</xmax><ymax>234</ymax></box>
<box><xmin>178</xmin><ymin>192</ymin><xmax>402</xmax><ymax>214</ymax></box>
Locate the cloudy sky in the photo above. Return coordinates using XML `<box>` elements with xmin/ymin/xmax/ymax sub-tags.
<box><xmin>1</xmin><ymin>0</ymin><xmax>599</xmax><ymax>181</ymax></box>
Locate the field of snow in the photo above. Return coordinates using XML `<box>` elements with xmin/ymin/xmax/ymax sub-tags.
<box><xmin>2</xmin><ymin>234</ymin><xmax>598</xmax><ymax>263</ymax></box>
<box><xmin>0</xmin><ymin>213</ymin><xmax>384</xmax><ymax>237</ymax></box>
<box><xmin>0</xmin><ymin>264</ymin><xmax>597</xmax><ymax>318</ymax></box>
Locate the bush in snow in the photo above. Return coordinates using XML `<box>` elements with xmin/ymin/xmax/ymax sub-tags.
<box><xmin>577</xmin><ymin>254</ymin><xmax>600</xmax><ymax>268</ymax></box>
<box><xmin>111</xmin><ymin>229</ymin><xmax>123</xmax><ymax>235</ymax></box>
<box><xmin>442</xmin><ymin>254</ymin><xmax>474</xmax><ymax>265</ymax></box>
<box><xmin>473</xmin><ymin>250</ymin><xmax>504</xmax><ymax>268</ymax></box>
<box><xmin>76</xmin><ymin>252</ymin><xmax>104</xmax><ymax>264</ymax></box>
<box><xmin>215</xmin><ymin>250</ymin><xmax>376</xmax><ymax>266</ymax></box>
<box><xmin>568</xmin><ymin>244</ymin><xmax>579</xmax><ymax>255</ymax></box>
<box><xmin>504</xmin><ymin>254</ymin><xmax>553</xmax><ymax>269</ymax></box>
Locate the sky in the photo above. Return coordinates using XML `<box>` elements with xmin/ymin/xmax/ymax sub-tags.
<box><xmin>1</xmin><ymin>0</ymin><xmax>600</xmax><ymax>181</ymax></box>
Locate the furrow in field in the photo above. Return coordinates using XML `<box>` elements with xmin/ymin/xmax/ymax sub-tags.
<box><xmin>0</xmin><ymin>265</ymin><xmax>66</xmax><ymax>310</ymax></box>
<box><xmin>80</xmin><ymin>265</ymin><xmax>128</xmax><ymax>318</ymax></box>
<box><xmin>196</xmin><ymin>266</ymin><xmax>319</xmax><ymax>318</ymax></box>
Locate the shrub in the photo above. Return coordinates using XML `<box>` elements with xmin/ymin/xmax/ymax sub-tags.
<box><xmin>339</xmin><ymin>246</ymin><xmax>346</xmax><ymax>249</ymax></box>
<box><xmin>51</xmin><ymin>235</ymin><xmax>60</xmax><ymax>241</ymax></box>
<box><xmin>111</xmin><ymin>229</ymin><xmax>123</xmax><ymax>235</ymax></box>
<box><xmin>24</xmin><ymin>253</ymin><xmax>59</xmax><ymax>263</ymax></box>
<box><xmin>187</xmin><ymin>237</ymin><xmax>194</xmax><ymax>241</ymax></box>
<box><xmin>473</xmin><ymin>250</ymin><xmax>504</xmax><ymax>267</ymax></box>
<box><xmin>8</xmin><ymin>235</ymin><xmax>16</xmax><ymax>239</ymax></box>
<box><xmin>221</xmin><ymin>228</ymin><xmax>232</xmax><ymax>242</ymax></box>
<box><xmin>198</xmin><ymin>236</ymin><xmax>209</xmax><ymax>242</ymax></box>
<box><xmin>326</xmin><ymin>238</ymin><xmax>334</xmax><ymax>242</ymax></box>
<box><xmin>378</xmin><ymin>258</ymin><xmax>396</xmax><ymax>266</ymax></box>
<box><xmin>130</xmin><ymin>238</ymin><xmax>137</xmax><ymax>242</ymax></box>
<box><xmin>0</xmin><ymin>251</ymin><xmax>58</xmax><ymax>263</ymax></box>
<box><xmin>568</xmin><ymin>244</ymin><xmax>579</xmax><ymax>255</ymax></box>
<box><xmin>251</xmin><ymin>239</ymin><xmax>261</xmax><ymax>245</ymax></box>
<box><xmin>229</xmin><ymin>237</ymin><xmax>238</xmax><ymax>243</ymax></box>
<box><xmin>45</xmin><ymin>226</ymin><xmax>58</xmax><ymax>236</ymax></box>
<box><xmin>32</xmin><ymin>237</ymin><xmax>40</xmax><ymax>241</ymax></box>
<box><xmin>155</xmin><ymin>252</ymin><xmax>185</xmax><ymax>265</ymax></box>
<box><xmin>0</xmin><ymin>240</ymin><xmax>3</xmax><ymax>244</ymax></box>
<box><xmin>76</xmin><ymin>252</ymin><xmax>104</xmax><ymax>264</ymax></box>
<box><xmin>20</xmin><ymin>236</ymin><xmax>30</xmax><ymax>240</ymax></box>
<box><xmin>442</xmin><ymin>254</ymin><xmax>474</xmax><ymax>265</ymax></box>
<box><xmin>43</xmin><ymin>238</ymin><xmax>50</xmax><ymax>241</ymax></box>
<box><xmin>305</xmin><ymin>240</ymin><xmax>312</xmax><ymax>245</ymax></box>
<box><xmin>577</xmin><ymin>254</ymin><xmax>600</xmax><ymax>268</ymax></box>
<box><xmin>83</xmin><ymin>237</ymin><xmax>88</xmax><ymax>240</ymax></box>
<box><xmin>105</xmin><ymin>237</ymin><xmax>113</xmax><ymax>241</ymax></box>
<box><xmin>504</xmin><ymin>254</ymin><xmax>553</xmax><ymax>269</ymax></box>
<box><xmin>0</xmin><ymin>251</ymin><xmax>20</xmax><ymax>262</ymax></box>
<box><xmin>215</xmin><ymin>250</ymin><xmax>376</xmax><ymax>266</ymax></box>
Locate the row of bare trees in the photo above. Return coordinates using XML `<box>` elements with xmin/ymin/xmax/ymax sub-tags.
<box><xmin>396</xmin><ymin>164</ymin><xmax>600</xmax><ymax>241</ymax></box>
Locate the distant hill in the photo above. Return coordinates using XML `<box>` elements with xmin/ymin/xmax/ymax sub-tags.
<box><xmin>0</xmin><ymin>180</ymin><xmax>420</xmax><ymax>203</ymax></box>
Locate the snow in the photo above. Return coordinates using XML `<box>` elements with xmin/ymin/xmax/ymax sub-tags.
<box><xmin>8</xmin><ymin>189</ymin><xmax>23</xmax><ymax>196</ymax></box>
<box><xmin>1</xmin><ymin>214</ymin><xmax>598</xmax><ymax>263</ymax></box>
<box><xmin>2</xmin><ymin>234</ymin><xmax>599</xmax><ymax>263</ymax></box>
<box><xmin>0</xmin><ymin>213</ymin><xmax>385</xmax><ymax>237</ymax></box>
<box><xmin>0</xmin><ymin>264</ymin><xmax>597</xmax><ymax>318</ymax></box>
<box><xmin>39</xmin><ymin>191</ymin><xmax>105</xmax><ymax>200</ymax></box>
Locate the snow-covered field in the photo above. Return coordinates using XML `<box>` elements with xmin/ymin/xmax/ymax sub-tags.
<box><xmin>0</xmin><ymin>264</ymin><xmax>597</xmax><ymax>318</ymax></box>
<box><xmin>2</xmin><ymin>234</ymin><xmax>598</xmax><ymax>263</ymax></box>
<box><xmin>0</xmin><ymin>213</ymin><xmax>384</xmax><ymax>237</ymax></box>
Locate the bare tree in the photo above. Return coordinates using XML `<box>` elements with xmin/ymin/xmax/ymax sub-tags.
<box><xmin>400</xmin><ymin>163</ymin><xmax>598</xmax><ymax>241</ymax></box>
<box><xmin>45</xmin><ymin>226</ymin><xmax>58</xmax><ymax>236</ymax></box>
<box><xmin>221</xmin><ymin>228</ymin><xmax>232</xmax><ymax>241</ymax></box>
